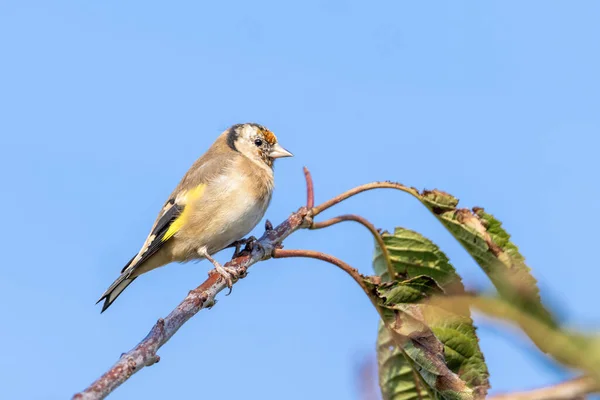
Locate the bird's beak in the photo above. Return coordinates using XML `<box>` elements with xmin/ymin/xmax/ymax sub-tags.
<box><xmin>269</xmin><ymin>143</ymin><xmax>293</xmax><ymax>159</ymax></box>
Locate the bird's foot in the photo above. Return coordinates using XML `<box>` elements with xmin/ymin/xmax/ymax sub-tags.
<box><xmin>241</xmin><ymin>236</ymin><xmax>268</xmax><ymax>259</ymax></box>
<box><xmin>243</xmin><ymin>236</ymin><xmax>263</xmax><ymax>253</ymax></box>
<box><xmin>228</xmin><ymin>236</ymin><xmax>258</xmax><ymax>258</ymax></box>
<box><xmin>200</xmin><ymin>248</ymin><xmax>240</xmax><ymax>295</ymax></box>
<box><xmin>214</xmin><ymin>264</ymin><xmax>240</xmax><ymax>293</ymax></box>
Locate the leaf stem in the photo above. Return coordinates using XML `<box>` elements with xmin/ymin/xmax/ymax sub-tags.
<box><xmin>311</xmin><ymin>181</ymin><xmax>420</xmax><ymax>216</ymax></box>
<box><xmin>310</xmin><ymin>214</ymin><xmax>396</xmax><ymax>281</ymax></box>
<box><xmin>272</xmin><ymin>248</ymin><xmax>371</xmax><ymax>295</ymax></box>
<box><xmin>303</xmin><ymin>166</ymin><xmax>315</xmax><ymax>209</ymax></box>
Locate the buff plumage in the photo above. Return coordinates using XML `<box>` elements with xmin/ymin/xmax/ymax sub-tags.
<box><xmin>97</xmin><ymin>123</ymin><xmax>292</xmax><ymax>312</ymax></box>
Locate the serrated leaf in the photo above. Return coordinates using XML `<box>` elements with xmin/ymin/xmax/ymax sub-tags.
<box><xmin>421</xmin><ymin>190</ymin><xmax>459</xmax><ymax>212</ymax></box>
<box><xmin>419</xmin><ymin>190</ymin><xmax>555</xmax><ymax>327</ymax></box>
<box><xmin>374</xmin><ymin>228</ymin><xmax>489</xmax><ymax>400</ymax></box>
<box><xmin>374</xmin><ymin>228</ymin><xmax>460</xmax><ymax>289</ymax></box>
<box><xmin>428</xmin><ymin>295</ymin><xmax>600</xmax><ymax>385</ymax></box>
<box><xmin>377</xmin><ymin>276</ymin><xmax>445</xmax><ymax>306</ymax></box>
<box><xmin>375</xmin><ymin>278</ymin><xmax>474</xmax><ymax>400</ymax></box>
<box><xmin>377</xmin><ymin>321</ymin><xmax>434</xmax><ymax>400</ymax></box>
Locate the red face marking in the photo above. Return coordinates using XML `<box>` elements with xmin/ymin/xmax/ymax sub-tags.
<box><xmin>262</xmin><ymin>129</ymin><xmax>277</xmax><ymax>145</ymax></box>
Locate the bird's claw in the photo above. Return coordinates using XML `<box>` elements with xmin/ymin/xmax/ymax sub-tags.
<box><xmin>265</xmin><ymin>219</ymin><xmax>274</xmax><ymax>231</ymax></box>
<box><xmin>230</xmin><ymin>241</ymin><xmax>244</xmax><ymax>258</ymax></box>
<box><xmin>214</xmin><ymin>264</ymin><xmax>240</xmax><ymax>295</ymax></box>
<box><xmin>243</xmin><ymin>237</ymin><xmax>267</xmax><ymax>259</ymax></box>
<box><xmin>230</xmin><ymin>236</ymin><xmax>260</xmax><ymax>258</ymax></box>
<box><xmin>243</xmin><ymin>236</ymin><xmax>261</xmax><ymax>252</ymax></box>
<box><xmin>229</xmin><ymin>237</ymin><xmax>252</xmax><ymax>258</ymax></box>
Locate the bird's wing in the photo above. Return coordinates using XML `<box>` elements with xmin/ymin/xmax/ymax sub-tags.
<box><xmin>122</xmin><ymin>154</ymin><xmax>229</xmax><ymax>276</ymax></box>
<box><xmin>97</xmin><ymin>182</ymin><xmax>209</xmax><ymax>312</ymax></box>
<box><xmin>98</xmin><ymin>145</ymin><xmax>235</xmax><ymax>312</ymax></box>
<box><xmin>122</xmin><ymin>184</ymin><xmax>206</xmax><ymax>275</ymax></box>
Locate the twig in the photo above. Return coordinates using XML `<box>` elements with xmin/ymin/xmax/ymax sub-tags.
<box><xmin>488</xmin><ymin>376</ymin><xmax>599</xmax><ymax>400</ymax></box>
<box><xmin>311</xmin><ymin>214</ymin><xmax>396</xmax><ymax>281</ymax></box>
<box><xmin>273</xmin><ymin>249</ymin><xmax>369</xmax><ymax>294</ymax></box>
<box><xmin>311</xmin><ymin>181</ymin><xmax>419</xmax><ymax>216</ymax></box>
<box><xmin>303</xmin><ymin>166</ymin><xmax>314</xmax><ymax>209</ymax></box>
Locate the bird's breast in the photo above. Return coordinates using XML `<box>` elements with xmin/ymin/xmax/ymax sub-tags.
<box><xmin>182</xmin><ymin>168</ymin><xmax>273</xmax><ymax>255</ymax></box>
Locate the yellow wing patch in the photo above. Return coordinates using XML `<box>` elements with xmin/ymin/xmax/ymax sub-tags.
<box><xmin>162</xmin><ymin>184</ymin><xmax>206</xmax><ymax>242</ymax></box>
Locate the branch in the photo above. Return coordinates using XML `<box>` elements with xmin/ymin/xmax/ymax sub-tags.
<box><xmin>311</xmin><ymin>214</ymin><xmax>396</xmax><ymax>280</ymax></box>
<box><xmin>488</xmin><ymin>376</ymin><xmax>599</xmax><ymax>400</ymax></box>
<box><xmin>73</xmin><ymin>214</ymin><xmax>312</xmax><ymax>399</ymax></box>
<box><xmin>75</xmin><ymin>166</ymin><xmax>334</xmax><ymax>399</ymax></box>
<box><xmin>311</xmin><ymin>181</ymin><xmax>419</xmax><ymax>216</ymax></box>
<box><xmin>72</xmin><ymin>173</ymin><xmax>466</xmax><ymax>399</ymax></box>
<box><xmin>273</xmin><ymin>248</ymin><xmax>369</xmax><ymax>294</ymax></box>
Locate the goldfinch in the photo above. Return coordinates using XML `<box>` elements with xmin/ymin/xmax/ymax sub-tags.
<box><xmin>97</xmin><ymin>123</ymin><xmax>292</xmax><ymax>312</ymax></box>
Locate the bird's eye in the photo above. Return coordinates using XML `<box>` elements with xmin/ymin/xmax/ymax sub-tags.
<box><xmin>254</xmin><ymin>139</ymin><xmax>263</xmax><ymax>147</ymax></box>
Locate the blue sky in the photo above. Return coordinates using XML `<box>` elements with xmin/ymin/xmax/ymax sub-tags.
<box><xmin>1</xmin><ymin>1</ymin><xmax>599</xmax><ymax>399</ymax></box>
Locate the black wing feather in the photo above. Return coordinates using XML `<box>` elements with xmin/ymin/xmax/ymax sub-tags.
<box><xmin>97</xmin><ymin>199</ymin><xmax>184</xmax><ymax>312</ymax></box>
<box><xmin>122</xmin><ymin>199</ymin><xmax>183</xmax><ymax>274</ymax></box>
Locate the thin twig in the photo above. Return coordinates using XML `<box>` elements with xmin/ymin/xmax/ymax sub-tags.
<box><xmin>312</xmin><ymin>181</ymin><xmax>419</xmax><ymax>216</ymax></box>
<box><xmin>488</xmin><ymin>376</ymin><xmax>599</xmax><ymax>400</ymax></box>
<box><xmin>273</xmin><ymin>248</ymin><xmax>369</xmax><ymax>294</ymax></box>
<box><xmin>303</xmin><ymin>166</ymin><xmax>314</xmax><ymax>209</ymax></box>
<box><xmin>311</xmin><ymin>214</ymin><xmax>396</xmax><ymax>280</ymax></box>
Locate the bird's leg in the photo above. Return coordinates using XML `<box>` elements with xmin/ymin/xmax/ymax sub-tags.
<box><xmin>199</xmin><ymin>248</ymin><xmax>239</xmax><ymax>292</ymax></box>
<box><xmin>226</xmin><ymin>239</ymin><xmax>244</xmax><ymax>258</ymax></box>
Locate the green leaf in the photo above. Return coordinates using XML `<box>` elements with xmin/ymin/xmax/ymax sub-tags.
<box><xmin>377</xmin><ymin>275</ymin><xmax>445</xmax><ymax>305</ymax></box>
<box><xmin>374</xmin><ymin>229</ymin><xmax>489</xmax><ymax>400</ymax></box>
<box><xmin>419</xmin><ymin>191</ymin><xmax>555</xmax><ymax>327</ymax></box>
<box><xmin>421</xmin><ymin>189</ymin><xmax>459</xmax><ymax>212</ymax></box>
<box><xmin>377</xmin><ymin>321</ymin><xmax>434</xmax><ymax>400</ymax></box>
<box><xmin>431</xmin><ymin>295</ymin><xmax>600</xmax><ymax>385</ymax></box>
<box><xmin>374</xmin><ymin>276</ymin><xmax>473</xmax><ymax>400</ymax></box>
<box><xmin>373</xmin><ymin>228</ymin><xmax>460</xmax><ymax>289</ymax></box>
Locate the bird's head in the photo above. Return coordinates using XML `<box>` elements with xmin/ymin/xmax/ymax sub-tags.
<box><xmin>227</xmin><ymin>123</ymin><xmax>293</xmax><ymax>168</ymax></box>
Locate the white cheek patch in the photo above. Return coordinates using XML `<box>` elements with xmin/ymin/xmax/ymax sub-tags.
<box><xmin>240</xmin><ymin>124</ymin><xmax>256</xmax><ymax>140</ymax></box>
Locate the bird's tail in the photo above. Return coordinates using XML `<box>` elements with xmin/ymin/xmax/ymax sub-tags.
<box><xmin>97</xmin><ymin>256</ymin><xmax>138</xmax><ymax>313</ymax></box>
<box><xmin>97</xmin><ymin>274</ymin><xmax>137</xmax><ymax>313</ymax></box>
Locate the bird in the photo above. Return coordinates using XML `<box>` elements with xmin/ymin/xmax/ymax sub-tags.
<box><xmin>97</xmin><ymin>123</ymin><xmax>293</xmax><ymax>313</ymax></box>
